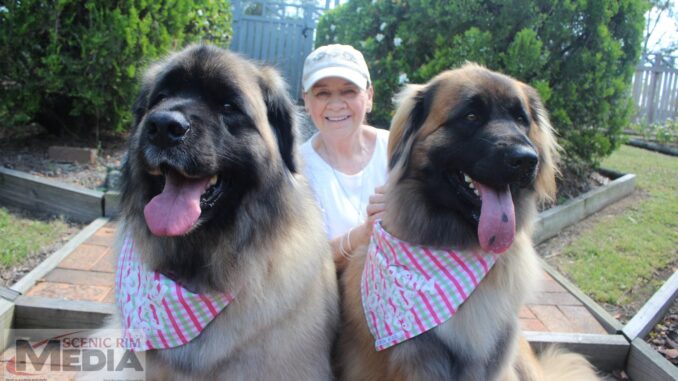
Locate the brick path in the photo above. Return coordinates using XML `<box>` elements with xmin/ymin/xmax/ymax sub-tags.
<box><xmin>23</xmin><ymin>222</ymin><xmax>607</xmax><ymax>334</ymax></box>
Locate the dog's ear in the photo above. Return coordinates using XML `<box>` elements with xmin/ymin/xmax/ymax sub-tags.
<box><xmin>388</xmin><ymin>83</ymin><xmax>437</xmax><ymax>171</ymax></box>
<box><xmin>258</xmin><ymin>67</ymin><xmax>298</xmax><ymax>173</ymax></box>
<box><xmin>524</xmin><ymin>85</ymin><xmax>561</xmax><ymax>202</ymax></box>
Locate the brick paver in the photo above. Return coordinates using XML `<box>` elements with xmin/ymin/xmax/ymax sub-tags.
<box><xmin>26</xmin><ymin>281</ymin><xmax>110</xmax><ymax>303</ymax></box>
<box><xmin>20</xmin><ymin>223</ymin><xmax>609</xmax><ymax>335</ymax></box>
<box><xmin>58</xmin><ymin>244</ymin><xmax>109</xmax><ymax>271</ymax></box>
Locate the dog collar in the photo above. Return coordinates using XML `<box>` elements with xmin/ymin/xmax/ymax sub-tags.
<box><xmin>361</xmin><ymin>222</ymin><xmax>497</xmax><ymax>351</ymax></box>
<box><xmin>115</xmin><ymin>234</ymin><xmax>236</xmax><ymax>351</ymax></box>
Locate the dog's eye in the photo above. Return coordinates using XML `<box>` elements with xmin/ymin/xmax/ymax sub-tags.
<box><xmin>224</xmin><ymin>103</ymin><xmax>233</xmax><ymax>112</ymax></box>
<box><xmin>151</xmin><ymin>93</ymin><xmax>168</xmax><ymax>105</ymax></box>
<box><xmin>466</xmin><ymin>113</ymin><xmax>478</xmax><ymax>121</ymax></box>
<box><xmin>516</xmin><ymin>115</ymin><xmax>525</xmax><ymax>123</ymax></box>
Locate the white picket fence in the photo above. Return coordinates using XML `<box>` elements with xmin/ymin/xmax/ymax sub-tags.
<box><xmin>631</xmin><ymin>54</ymin><xmax>678</xmax><ymax>125</ymax></box>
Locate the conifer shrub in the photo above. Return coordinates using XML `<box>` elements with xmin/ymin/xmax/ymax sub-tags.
<box><xmin>0</xmin><ymin>0</ymin><xmax>232</xmax><ymax>139</ymax></box>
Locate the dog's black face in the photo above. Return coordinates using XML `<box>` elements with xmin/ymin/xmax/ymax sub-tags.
<box><xmin>122</xmin><ymin>45</ymin><xmax>296</xmax><ymax>239</ymax></box>
<box><xmin>388</xmin><ymin>65</ymin><xmax>558</xmax><ymax>253</ymax></box>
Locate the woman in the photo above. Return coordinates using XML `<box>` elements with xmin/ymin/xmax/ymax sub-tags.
<box><xmin>300</xmin><ymin>44</ymin><xmax>389</xmax><ymax>272</ymax></box>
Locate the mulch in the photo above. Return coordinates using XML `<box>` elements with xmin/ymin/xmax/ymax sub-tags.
<box><xmin>647</xmin><ymin>297</ymin><xmax>678</xmax><ymax>367</ymax></box>
<box><xmin>0</xmin><ymin>127</ymin><xmax>127</xmax><ymax>190</ymax></box>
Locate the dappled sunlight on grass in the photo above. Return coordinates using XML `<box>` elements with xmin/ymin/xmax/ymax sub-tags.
<box><xmin>556</xmin><ymin>145</ymin><xmax>678</xmax><ymax>306</ymax></box>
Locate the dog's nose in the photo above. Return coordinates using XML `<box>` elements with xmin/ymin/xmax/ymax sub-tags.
<box><xmin>146</xmin><ymin>111</ymin><xmax>190</xmax><ymax>148</ymax></box>
<box><xmin>506</xmin><ymin>145</ymin><xmax>538</xmax><ymax>181</ymax></box>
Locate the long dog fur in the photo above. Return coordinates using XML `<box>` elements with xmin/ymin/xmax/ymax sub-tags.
<box><xmin>337</xmin><ymin>64</ymin><xmax>599</xmax><ymax>381</ymax></box>
<box><xmin>107</xmin><ymin>45</ymin><xmax>338</xmax><ymax>380</ymax></box>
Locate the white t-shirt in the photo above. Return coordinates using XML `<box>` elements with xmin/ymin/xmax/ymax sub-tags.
<box><xmin>300</xmin><ymin>128</ymin><xmax>390</xmax><ymax>239</ymax></box>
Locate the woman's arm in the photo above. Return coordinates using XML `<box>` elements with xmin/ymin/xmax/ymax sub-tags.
<box><xmin>330</xmin><ymin>185</ymin><xmax>386</xmax><ymax>272</ymax></box>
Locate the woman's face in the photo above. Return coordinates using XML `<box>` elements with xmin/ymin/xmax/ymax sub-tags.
<box><xmin>303</xmin><ymin>77</ymin><xmax>373</xmax><ymax>135</ymax></box>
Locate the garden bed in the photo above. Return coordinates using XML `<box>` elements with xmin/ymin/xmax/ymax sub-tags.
<box><xmin>626</xmin><ymin>138</ymin><xmax>678</xmax><ymax>156</ymax></box>
<box><xmin>5</xmin><ymin>134</ymin><xmax>678</xmax><ymax>379</ymax></box>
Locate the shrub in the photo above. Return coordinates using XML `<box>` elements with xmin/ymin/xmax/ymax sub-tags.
<box><xmin>630</xmin><ymin>119</ymin><xmax>678</xmax><ymax>145</ymax></box>
<box><xmin>0</xmin><ymin>0</ymin><xmax>232</xmax><ymax>140</ymax></box>
<box><xmin>317</xmin><ymin>0</ymin><xmax>646</xmax><ymax>173</ymax></box>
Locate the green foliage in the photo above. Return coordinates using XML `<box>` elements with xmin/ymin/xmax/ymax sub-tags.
<box><xmin>630</xmin><ymin>119</ymin><xmax>678</xmax><ymax>145</ymax></box>
<box><xmin>317</xmin><ymin>0</ymin><xmax>647</xmax><ymax>172</ymax></box>
<box><xmin>0</xmin><ymin>207</ymin><xmax>71</xmax><ymax>267</ymax></box>
<box><xmin>0</xmin><ymin>0</ymin><xmax>232</xmax><ymax>139</ymax></box>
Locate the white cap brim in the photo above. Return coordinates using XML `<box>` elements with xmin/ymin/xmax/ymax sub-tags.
<box><xmin>303</xmin><ymin>67</ymin><xmax>368</xmax><ymax>92</ymax></box>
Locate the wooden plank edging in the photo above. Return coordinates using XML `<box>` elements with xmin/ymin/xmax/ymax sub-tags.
<box><xmin>524</xmin><ymin>331</ymin><xmax>629</xmax><ymax>372</ymax></box>
<box><xmin>0</xmin><ymin>167</ymin><xmax>104</xmax><ymax>222</ymax></box>
<box><xmin>623</xmin><ymin>270</ymin><xmax>678</xmax><ymax>341</ymax></box>
<box><xmin>13</xmin><ymin>295</ymin><xmax>114</xmax><ymax>330</ymax></box>
<box><xmin>540</xmin><ymin>260</ymin><xmax>623</xmax><ymax>334</ymax></box>
<box><xmin>0</xmin><ymin>300</ymin><xmax>15</xmax><ymax>352</ymax></box>
<box><xmin>0</xmin><ymin>218</ymin><xmax>110</xmax><ymax>351</ymax></box>
<box><xmin>11</xmin><ymin>217</ymin><xmax>110</xmax><ymax>294</ymax></box>
<box><xmin>533</xmin><ymin>173</ymin><xmax>636</xmax><ymax>244</ymax></box>
<box><xmin>627</xmin><ymin>338</ymin><xmax>678</xmax><ymax>381</ymax></box>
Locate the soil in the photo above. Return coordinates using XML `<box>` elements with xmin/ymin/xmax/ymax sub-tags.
<box><xmin>0</xmin><ymin>127</ymin><xmax>127</xmax><ymax>288</ymax></box>
<box><xmin>0</xmin><ymin>126</ymin><xmax>128</xmax><ymax>190</ymax></box>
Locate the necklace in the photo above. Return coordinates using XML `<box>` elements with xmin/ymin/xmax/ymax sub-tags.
<box><xmin>319</xmin><ymin>136</ymin><xmax>369</xmax><ymax>223</ymax></box>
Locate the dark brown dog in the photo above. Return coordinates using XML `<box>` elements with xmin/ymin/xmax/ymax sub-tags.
<box><xmin>337</xmin><ymin>64</ymin><xmax>599</xmax><ymax>381</ymax></box>
<box><xmin>115</xmin><ymin>45</ymin><xmax>338</xmax><ymax>380</ymax></box>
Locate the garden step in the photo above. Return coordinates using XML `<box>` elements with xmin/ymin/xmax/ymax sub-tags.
<box><xmin>14</xmin><ymin>221</ymin><xmax>608</xmax><ymax>336</ymax></box>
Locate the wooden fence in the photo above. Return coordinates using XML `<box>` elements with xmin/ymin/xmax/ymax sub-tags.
<box><xmin>230</xmin><ymin>0</ymin><xmax>340</xmax><ymax>100</ymax></box>
<box><xmin>632</xmin><ymin>54</ymin><xmax>678</xmax><ymax>125</ymax></box>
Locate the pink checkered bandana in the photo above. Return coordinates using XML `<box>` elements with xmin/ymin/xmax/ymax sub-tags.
<box><xmin>361</xmin><ymin>222</ymin><xmax>497</xmax><ymax>351</ymax></box>
<box><xmin>115</xmin><ymin>234</ymin><xmax>236</xmax><ymax>351</ymax></box>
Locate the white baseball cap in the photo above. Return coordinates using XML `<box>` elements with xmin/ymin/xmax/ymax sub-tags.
<box><xmin>302</xmin><ymin>44</ymin><xmax>371</xmax><ymax>92</ymax></box>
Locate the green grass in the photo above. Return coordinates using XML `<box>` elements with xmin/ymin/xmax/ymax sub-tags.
<box><xmin>0</xmin><ymin>207</ymin><xmax>71</xmax><ymax>267</ymax></box>
<box><xmin>554</xmin><ymin>145</ymin><xmax>678</xmax><ymax>305</ymax></box>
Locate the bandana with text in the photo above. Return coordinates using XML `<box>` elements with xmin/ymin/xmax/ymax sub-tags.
<box><xmin>116</xmin><ymin>235</ymin><xmax>236</xmax><ymax>351</ymax></box>
<box><xmin>361</xmin><ymin>222</ymin><xmax>497</xmax><ymax>351</ymax></box>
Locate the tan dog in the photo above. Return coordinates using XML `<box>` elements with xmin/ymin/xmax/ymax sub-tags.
<box><xmin>337</xmin><ymin>64</ymin><xmax>599</xmax><ymax>381</ymax></box>
<box><xmin>112</xmin><ymin>45</ymin><xmax>338</xmax><ymax>380</ymax></box>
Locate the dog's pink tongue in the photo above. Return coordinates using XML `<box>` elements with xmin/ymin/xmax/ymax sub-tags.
<box><xmin>143</xmin><ymin>173</ymin><xmax>211</xmax><ymax>237</ymax></box>
<box><xmin>475</xmin><ymin>182</ymin><xmax>515</xmax><ymax>254</ymax></box>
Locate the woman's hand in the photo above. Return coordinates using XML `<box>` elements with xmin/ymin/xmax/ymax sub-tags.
<box><xmin>365</xmin><ymin>185</ymin><xmax>386</xmax><ymax>235</ymax></box>
<box><xmin>331</xmin><ymin>184</ymin><xmax>388</xmax><ymax>273</ymax></box>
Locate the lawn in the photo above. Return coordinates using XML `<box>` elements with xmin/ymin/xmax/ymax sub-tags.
<box><xmin>550</xmin><ymin>145</ymin><xmax>678</xmax><ymax>308</ymax></box>
<box><xmin>0</xmin><ymin>207</ymin><xmax>71</xmax><ymax>267</ymax></box>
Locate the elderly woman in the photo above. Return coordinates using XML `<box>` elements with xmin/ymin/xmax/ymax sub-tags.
<box><xmin>300</xmin><ymin>44</ymin><xmax>389</xmax><ymax>272</ymax></box>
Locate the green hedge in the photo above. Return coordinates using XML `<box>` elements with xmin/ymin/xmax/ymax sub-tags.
<box><xmin>0</xmin><ymin>0</ymin><xmax>232</xmax><ymax>139</ymax></box>
<box><xmin>316</xmin><ymin>0</ymin><xmax>646</xmax><ymax>172</ymax></box>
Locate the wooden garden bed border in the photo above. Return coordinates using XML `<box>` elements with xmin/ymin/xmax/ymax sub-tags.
<box><xmin>0</xmin><ymin>217</ymin><xmax>109</xmax><ymax>349</ymax></box>
<box><xmin>0</xmin><ymin>167</ymin><xmax>119</xmax><ymax>222</ymax></box>
<box><xmin>525</xmin><ymin>331</ymin><xmax>629</xmax><ymax>372</ymax></box>
<box><xmin>541</xmin><ymin>261</ymin><xmax>678</xmax><ymax>378</ymax></box>
<box><xmin>622</xmin><ymin>270</ymin><xmax>678</xmax><ymax>340</ymax></box>
<box><xmin>6</xmin><ymin>167</ymin><xmax>678</xmax><ymax>377</ymax></box>
<box><xmin>532</xmin><ymin>171</ymin><xmax>636</xmax><ymax>244</ymax></box>
<box><xmin>627</xmin><ymin>338</ymin><xmax>678</xmax><ymax>381</ymax></box>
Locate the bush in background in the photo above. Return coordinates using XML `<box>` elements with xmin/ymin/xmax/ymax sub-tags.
<box><xmin>630</xmin><ymin>119</ymin><xmax>678</xmax><ymax>146</ymax></box>
<box><xmin>0</xmin><ymin>0</ymin><xmax>232</xmax><ymax>140</ymax></box>
<box><xmin>317</xmin><ymin>0</ymin><xmax>646</xmax><ymax>175</ymax></box>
